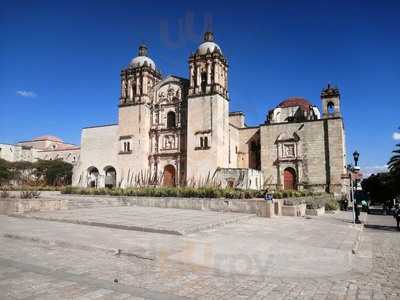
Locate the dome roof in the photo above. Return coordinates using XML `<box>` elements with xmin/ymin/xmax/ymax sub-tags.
<box><xmin>129</xmin><ymin>44</ymin><xmax>156</xmax><ymax>70</ymax></box>
<box><xmin>197</xmin><ymin>32</ymin><xmax>222</xmax><ymax>55</ymax></box>
<box><xmin>197</xmin><ymin>41</ymin><xmax>222</xmax><ymax>55</ymax></box>
<box><xmin>129</xmin><ymin>56</ymin><xmax>156</xmax><ymax>70</ymax></box>
<box><xmin>278</xmin><ymin>97</ymin><xmax>313</xmax><ymax>110</ymax></box>
<box><xmin>32</xmin><ymin>135</ymin><xmax>64</xmax><ymax>143</ymax></box>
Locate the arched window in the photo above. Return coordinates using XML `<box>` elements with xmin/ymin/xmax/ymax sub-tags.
<box><xmin>200</xmin><ymin>137</ymin><xmax>204</xmax><ymax>148</ymax></box>
<box><xmin>204</xmin><ymin>136</ymin><xmax>208</xmax><ymax>148</ymax></box>
<box><xmin>327</xmin><ymin>101</ymin><xmax>335</xmax><ymax>115</ymax></box>
<box><xmin>201</xmin><ymin>72</ymin><xmax>207</xmax><ymax>93</ymax></box>
<box><xmin>167</xmin><ymin>111</ymin><xmax>176</xmax><ymax>128</ymax></box>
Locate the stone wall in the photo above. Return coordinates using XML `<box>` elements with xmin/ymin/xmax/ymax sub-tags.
<box><xmin>0</xmin><ymin>143</ymin><xmax>40</xmax><ymax>162</ymax></box>
<box><xmin>73</xmin><ymin>124</ymin><xmax>119</xmax><ymax>187</ymax></box>
<box><xmin>1</xmin><ymin>192</ymin><xmax>332</xmax><ymax>216</ymax></box>
<box><xmin>0</xmin><ymin>198</ymin><xmax>68</xmax><ymax>215</ymax></box>
<box><xmin>186</xmin><ymin>94</ymin><xmax>230</xmax><ymax>181</ymax></box>
<box><xmin>237</xmin><ymin>127</ymin><xmax>259</xmax><ymax>168</ymax></box>
<box><xmin>214</xmin><ymin>168</ymin><xmax>263</xmax><ymax>190</ymax></box>
<box><xmin>260</xmin><ymin>118</ymin><xmax>346</xmax><ymax>193</ymax></box>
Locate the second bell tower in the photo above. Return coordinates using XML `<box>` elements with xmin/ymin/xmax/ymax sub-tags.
<box><xmin>186</xmin><ymin>32</ymin><xmax>230</xmax><ymax>182</ymax></box>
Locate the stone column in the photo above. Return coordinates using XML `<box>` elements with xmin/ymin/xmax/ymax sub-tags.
<box><xmin>189</xmin><ymin>64</ymin><xmax>194</xmax><ymax>87</ymax></box>
<box><xmin>207</xmin><ymin>61</ymin><xmax>211</xmax><ymax>85</ymax></box>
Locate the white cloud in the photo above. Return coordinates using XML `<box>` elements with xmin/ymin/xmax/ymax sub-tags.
<box><xmin>393</xmin><ymin>132</ymin><xmax>400</xmax><ymax>141</ymax></box>
<box><xmin>16</xmin><ymin>90</ymin><xmax>37</xmax><ymax>98</ymax></box>
<box><xmin>362</xmin><ymin>165</ymin><xmax>388</xmax><ymax>177</ymax></box>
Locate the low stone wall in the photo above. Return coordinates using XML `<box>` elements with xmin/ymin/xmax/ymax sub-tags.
<box><xmin>85</xmin><ymin>195</ymin><xmax>266</xmax><ymax>214</ymax></box>
<box><xmin>281</xmin><ymin>203</ymin><xmax>307</xmax><ymax>217</ymax></box>
<box><xmin>0</xmin><ymin>195</ymin><xmax>266</xmax><ymax>215</ymax></box>
<box><xmin>306</xmin><ymin>207</ymin><xmax>325</xmax><ymax>216</ymax></box>
<box><xmin>1</xmin><ymin>193</ymin><xmax>331</xmax><ymax>217</ymax></box>
<box><xmin>0</xmin><ymin>198</ymin><xmax>68</xmax><ymax>215</ymax></box>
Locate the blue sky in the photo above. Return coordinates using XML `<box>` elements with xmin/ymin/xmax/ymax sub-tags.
<box><xmin>1</xmin><ymin>0</ymin><xmax>399</xmax><ymax>173</ymax></box>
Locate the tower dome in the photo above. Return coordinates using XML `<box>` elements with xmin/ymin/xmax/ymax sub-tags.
<box><xmin>197</xmin><ymin>31</ymin><xmax>222</xmax><ymax>55</ymax></box>
<box><xmin>278</xmin><ymin>97</ymin><xmax>313</xmax><ymax>111</ymax></box>
<box><xmin>129</xmin><ymin>44</ymin><xmax>156</xmax><ymax>70</ymax></box>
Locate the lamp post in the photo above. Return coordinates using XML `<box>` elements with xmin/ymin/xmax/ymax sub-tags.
<box><xmin>353</xmin><ymin>150</ymin><xmax>360</xmax><ymax>167</ymax></box>
<box><xmin>352</xmin><ymin>150</ymin><xmax>361</xmax><ymax>224</ymax></box>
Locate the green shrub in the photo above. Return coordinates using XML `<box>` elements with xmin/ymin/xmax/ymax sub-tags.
<box><xmin>61</xmin><ymin>186</ymin><xmax>326</xmax><ymax>201</ymax></box>
<box><xmin>305</xmin><ymin>197</ymin><xmax>325</xmax><ymax>209</ymax></box>
<box><xmin>325</xmin><ymin>198</ymin><xmax>339</xmax><ymax>211</ymax></box>
<box><xmin>19</xmin><ymin>190</ymin><xmax>40</xmax><ymax>199</ymax></box>
<box><xmin>283</xmin><ymin>198</ymin><xmax>305</xmax><ymax>206</ymax></box>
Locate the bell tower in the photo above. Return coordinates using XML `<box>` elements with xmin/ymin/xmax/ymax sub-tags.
<box><xmin>188</xmin><ymin>32</ymin><xmax>228</xmax><ymax>98</ymax></box>
<box><xmin>117</xmin><ymin>44</ymin><xmax>161</xmax><ymax>187</ymax></box>
<box><xmin>119</xmin><ymin>44</ymin><xmax>161</xmax><ymax>106</ymax></box>
<box><xmin>186</xmin><ymin>32</ymin><xmax>230</xmax><ymax>182</ymax></box>
<box><xmin>321</xmin><ymin>84</ymin><xmax>341</xmax><ymax>118</ymax></box>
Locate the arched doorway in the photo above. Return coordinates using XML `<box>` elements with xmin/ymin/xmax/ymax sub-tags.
<box><xmin>87</xmin><ymin>167</ymin><xmax>99</xmax><ymax>188</ymax></box>
<box><xmin>283</xmin><ymin>167</ymin><xmax>296</xmax><ymax>190</ymax></box>
<box><xmin>104</xmin><ymin>166</ymin><xmax>116</xmax><ymax>188</ymax></box>
<box><xmin>163</xmin><ymin>165</ymin><xmax>176</xmax><ymax>187</ymax></box>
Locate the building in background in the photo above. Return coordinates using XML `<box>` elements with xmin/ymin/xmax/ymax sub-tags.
<box><xmin>0</xmin><ymin>135</ymin><xmax>80</xmax><ymax>165</ymax></box>
<box><xmin>72</xmin><ymin>32</ymin><xmax>348</xmax><ymax>195</ymax></box>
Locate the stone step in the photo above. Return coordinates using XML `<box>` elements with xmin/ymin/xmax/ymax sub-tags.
<box><xmin>10</xmin><ymin>206</ymin><xmax>255</xmax><ymax>236</ymax></box>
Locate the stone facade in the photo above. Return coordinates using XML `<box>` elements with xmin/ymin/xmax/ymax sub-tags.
<box><xmin>72</xmin><ymin>32</ymin><xmax>348</xmax><ymax>195</ymax></box>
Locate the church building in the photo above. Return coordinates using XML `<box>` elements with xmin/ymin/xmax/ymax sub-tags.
<box><xmin>72</xmin><ymin>32</ymin><xmax>348</xmax><ymax>195</ymax></box>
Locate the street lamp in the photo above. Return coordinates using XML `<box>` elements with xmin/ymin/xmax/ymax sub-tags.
<box><xmin>352</xmin><ymin>150</ymin><xmax>361</xmax><ymax>224</ymax></box>
<box><xmin>353</xmin><ymin>150</ymin><xmax>360</xmax><ymax>167</ymax></box>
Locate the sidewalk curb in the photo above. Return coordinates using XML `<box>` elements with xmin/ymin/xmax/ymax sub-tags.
<box><xmin>3</xmin><ymin>233</ymin><xmax>156</xmax><ymax>261</ymax></box>
<box><xmin>351</xmin><ymin>213</ymin><xmax>367</xmax><ymax>255</ymax></box>
<box><xmin>8</xmin><ymin>213</ymin><xmax>254</xmax><ymax>236</ymax></box>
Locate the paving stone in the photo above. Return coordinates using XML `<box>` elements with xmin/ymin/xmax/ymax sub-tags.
<box><xmin>0</xmin><ymin>212</ymin><xmax>399</xmax><ymax>299</ymax></box>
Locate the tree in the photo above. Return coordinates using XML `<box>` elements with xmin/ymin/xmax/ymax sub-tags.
<box><xmin>387</xmin><ymin>130</ymin><xmax>400</xmax><ymax>197</ymax></box>
<box><xmin>388</xmin><ymin>143</ymin><xmax>400</xmax><ymax>173</ymax></box>
<box><xmin>361</xmin><ymin>172</ymin><xmax>396</xmax><ymax>206</ymax></box>
<box><xmin>34</xmin><ymin>159</ymin><xmax>73</xmax><ymax>186</ymax></box>
<box><xmin>0</xmin><ymin>159</ymin><xmax>12</xmax><ymax>185</ymax></box>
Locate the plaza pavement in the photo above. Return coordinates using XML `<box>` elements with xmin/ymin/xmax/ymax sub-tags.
<box><xmin>0</xmin><ymin>205</ymin><xmax>399</xmax><ymax>299</ymax></box>
<box><xmin>12</xmin><ymin>206</ymin><xmax>254</xmax><ymax>235</ymax></box>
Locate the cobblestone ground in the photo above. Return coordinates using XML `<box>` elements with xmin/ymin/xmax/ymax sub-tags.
<box><xmin>0</xmin><ymin>213</ymin><xmax>399</xmax><ymax>299</ymax></box>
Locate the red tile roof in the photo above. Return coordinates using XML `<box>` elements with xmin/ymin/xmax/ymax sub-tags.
<box><xmin>278</xmin><ymin>97</ymin><xmax>313</xmax><ymax>110</ymax></box>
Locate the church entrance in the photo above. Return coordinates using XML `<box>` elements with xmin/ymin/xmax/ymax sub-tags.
<box><xmin>283</xmin><ymin>167</ymin><xmax>296</xmax><ymax>190</ymax></box>
<box><xmin>163</xmin><ymin>165</ymin><xmax>176</xmax><ymax>187</ymax></box>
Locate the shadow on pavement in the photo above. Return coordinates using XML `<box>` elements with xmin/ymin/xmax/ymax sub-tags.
<box><xmin>365</xmin><ymin>224</ymin><xmax>399</xmax><ymax>232</ymax></box>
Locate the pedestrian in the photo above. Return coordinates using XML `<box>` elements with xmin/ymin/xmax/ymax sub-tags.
<box><xmin>393</xmin><ymin>204</ymin><xmax>400</xmax><ymax>230</ymax></box>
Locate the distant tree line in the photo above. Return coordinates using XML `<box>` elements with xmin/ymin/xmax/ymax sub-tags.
<box><xmin>0</xmin><ymin>158</ymin><xmax>73</xmax><ymax>186</ymax></box>
<box><xmin>362</xmin><ymin>137</ymin><xmax>400</xmax><ymax>206</ymax></box>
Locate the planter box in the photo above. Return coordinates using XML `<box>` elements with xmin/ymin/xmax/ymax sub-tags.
<box><xmin>256</xmin><ymin>201</ymin><xmax>275</xmax><ymax>218</ymax></box>
<box><xmin>306</xmin><ymin>206</ymin><xmax>325</xmax><ymax>216</ymax></box>
<box><xmin>282</xmin><ymin>203</ymin><xmax>306</xmax><ymax>217</ymax></box>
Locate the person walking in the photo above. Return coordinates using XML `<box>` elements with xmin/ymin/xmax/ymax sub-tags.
<box><xmin>394</xmin><ymin>204</ymin><xmax>400</xmax><ymax>230</ymax></box>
